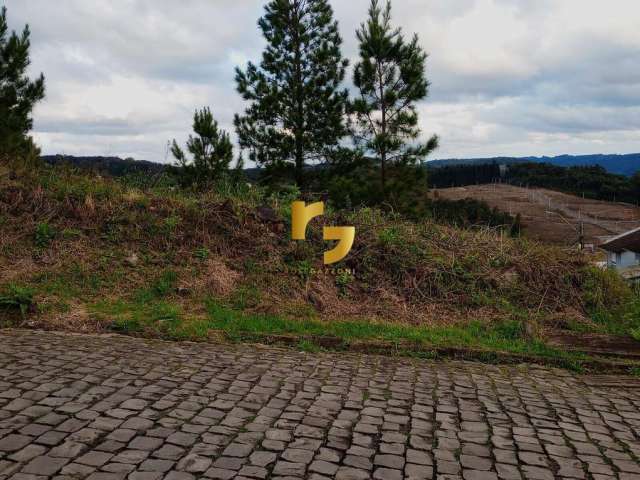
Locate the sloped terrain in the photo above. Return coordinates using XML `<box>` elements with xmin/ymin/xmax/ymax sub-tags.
<box><xmin>433</xmin><ymin>184</ymin><xmax>640</xmax><ymax>245</ymax></box>
<box><xmin>0</xmin><ymin>161</ymin><xmax>635</xmax><ymax>347</ymax></box>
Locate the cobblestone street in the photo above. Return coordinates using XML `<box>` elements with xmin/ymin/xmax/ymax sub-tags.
<box><xmin>1</xmin><ymin>330</ymin><xmax>640</xmax><ymax>480</ymax></box>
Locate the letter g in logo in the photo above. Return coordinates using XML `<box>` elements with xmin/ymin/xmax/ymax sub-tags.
<box><xmin>291</xmin><ymin>201</ymin><xmax>355</xmax><ymax>265</ymax></box>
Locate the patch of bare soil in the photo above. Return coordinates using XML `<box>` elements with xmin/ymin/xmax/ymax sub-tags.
<box><xmin>433</xmin><ymin>184</ymin><xmax>640</xmax><ymax>245</ymax></box>
<box><xmin>180</xmin><ymin>258</ymin><xmax>243</xmax><ymax>297</ymax></box>
<box><xmin>547</xmin><ymin>331</ymin><xmax>640</xmax><ymax>359</ymax></box>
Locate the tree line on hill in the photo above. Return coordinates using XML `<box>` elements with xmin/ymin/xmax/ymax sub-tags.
<box><xmin>40</xmin><ymin>155</ymin><xmax>167</xmax><ymax>176</ymax></box>
<box><xmin>0</xmin><ymin>1</ymin><xmax>523</xmax><ymax>232</ymax></box>
<box><xmin>430</xmin><ymin>162</ymin><xmax>640</xmax><ymax>205</ymax></box>
<box><xmin>1</xmin><ymin>3</ymin><xmax>432</xmax><ymax>210</ymax></box>
<box><xmin>168</xmin><ymin>0</ymin><xmax>439</xmax><ymax>216</ymax></box>
<box><xmin>428</xmin><ymin>153</ymin><xmax>640</xmax><ymax>177</ymax></box>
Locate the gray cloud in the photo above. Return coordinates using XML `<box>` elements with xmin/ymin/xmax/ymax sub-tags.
<box><xmin>4</xmin><ymin>0</ymin><xmax>640</xmax><ymax>161</ymax></box>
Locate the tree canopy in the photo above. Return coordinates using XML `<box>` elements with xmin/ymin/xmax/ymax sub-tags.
<box><xmin>235</xmin><ymin>0</ymin><xmax>349</xmax><ymax>186</ymax></box>
<box><xmin>0</xmin><ymin>6</ymin><xmax>45</xmax><ymax>159</ymax></box>
<box><xmin>350</xmin><ymin>0</ymin><xmax>438</xmax><ymax>194</ymax></box>
<box><xmin>171</xmin><ymin>107</ymin><xmax>233</xmax><ymax>187</ymax></box>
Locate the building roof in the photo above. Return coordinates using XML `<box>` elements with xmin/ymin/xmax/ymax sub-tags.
<box><xmin>600</xmin><ymin>226</ymin><xmax>640</xmax><ymax>253</ymax></box>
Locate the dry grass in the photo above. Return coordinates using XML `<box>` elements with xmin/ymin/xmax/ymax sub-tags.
<box><xmin>0</xmin><ymin>162</ymin><xmax>631</xmax><ymax>335</ymax></box>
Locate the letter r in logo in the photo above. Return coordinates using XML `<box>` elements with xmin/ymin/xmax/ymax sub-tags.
<box><xmin>291</xmin><ymin>201</ymin><xmax>324</xmax><ymax>240</ymax></box>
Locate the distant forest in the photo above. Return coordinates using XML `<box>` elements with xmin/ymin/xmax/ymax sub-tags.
<box><xmin>42</xmin><ymin>155</ymin><xmax>639</xmax><ymax>205</ymax></box>
<box><xmin>428</xmin><ymin>153</ymin><xmax>640</xmax><ymax>176</ymax></box>
<box><xmin>429</xmin><ymin>162</ymin><xmax>640</xmax><ymax>204</ymax></box>
<box><xmin>41</xmin><ymin>155</ymin><xmax>166</xmax><ymax>176</ymax></box>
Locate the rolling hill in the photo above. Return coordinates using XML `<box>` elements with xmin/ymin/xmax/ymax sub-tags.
<box><xmin>42</xmin><ymin>152</ymin><xmax>640</xmax><ymax>178</ymax></box>
<box><xmin>428</xmin><ymin>153</ymin><xmax>640</xmax><ymax>176</ymax></box>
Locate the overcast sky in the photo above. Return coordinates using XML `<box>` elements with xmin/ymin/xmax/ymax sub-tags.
<box><xmin>5</xmin><ymin>0</ymin><xmax>640</xmax><ymax>163</ymax></box>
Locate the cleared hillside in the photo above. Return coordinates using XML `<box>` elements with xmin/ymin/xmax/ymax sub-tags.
<box><xmin>432</xmin><ymin>184</ymin><xmax>640</xmax><ymax>246</ymax></box>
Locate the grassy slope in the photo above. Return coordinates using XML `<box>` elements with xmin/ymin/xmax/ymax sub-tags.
<box><xmin>0</xmin><ymin>161</ymin><xmax>638</xmax><ymax>365</ymax></box>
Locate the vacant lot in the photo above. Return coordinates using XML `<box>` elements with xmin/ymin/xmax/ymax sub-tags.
<box><xmin>3</xmin><ymin>163</ymin><xmax>639</xmax><ymax>364</ymax></box>
<box><xmin>433</xmin><ymin>184</ymin><xmax>640</xmax><ymax>245</ymax></box>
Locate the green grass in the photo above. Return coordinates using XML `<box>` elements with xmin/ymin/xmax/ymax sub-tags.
<box><xmin>6</xmin><ymin>161</ymin><xmax>636</xmax><ymax>374</ymax></box>
<box><xmin>202</xmin><ymin>301</ymin><xmax>578</xmax><ymax>359</ymax></box>
<box><xmin>91</xmin><ymin>294</ymin><xmax>588</xmax><ymax>369</ymax></box>
<box><xmin>0</xmin><ymin>284</ymin><xmax>35</xmax><ymax>318</ymax></box>
<box><xmin>588</xmin><ymin>298</ymin><xmax>640</xmax><ymax>337</ymax></box>
<box><xmin>573</xmin><ymin>267</ymin><xmax>640</xmax><ymax>337</ymax></box>
<box><xmin>34</xmin><ymin>222</ymin><xmax>56</xmax><ymax>248</ymax></box>
<box><xmin>96</xmin><ymin>299</ymin><xmax>183</xmax><ymax>337</ymax></box>
<box><xmin>577</xmin><ymin>284</ymin><xmax>640</xmax><ymax>338</ymax></box>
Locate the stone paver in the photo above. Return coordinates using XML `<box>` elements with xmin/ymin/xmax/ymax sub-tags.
<box><xmin>0</xmin><ymin>330</ymin><xmax>639</xmax><ymax>479</ymax></box>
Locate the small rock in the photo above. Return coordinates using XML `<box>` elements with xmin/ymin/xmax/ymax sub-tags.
<box><xmin>125</xmin><ymin>253</ymin><xmax>139</xmax><ymax>267</ymax></box>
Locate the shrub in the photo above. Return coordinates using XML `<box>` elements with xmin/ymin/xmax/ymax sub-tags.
<box><xmin>626</xmin><ymin>294</ymin><xmax>640</xmax><ymax>339</ymax></box>
<box><xmin>582</xmin><ymin>267</ymin><xmax>631</xmax><ymax>312</ymax></box>
<box><xmin>194</xmin><ymin>247</ymin><xmax>210</xmax><ymax>261</ymax></box>
<box><xmin>335</xmin><ymin>270</ymin><xmax>354</xmax><ymax>296</ymax></box>
<box><xmin>163</xmin><ymin>215</ymin><xmax>181</xmax><ymax>235</ymax></box>
<box><xmin>0</xmin><ymin>284</ymin><xmax>35</xmax><ymax>317</ymax></box>
<box><xmin>582</xmin><ymin>267</ymin><xmax>640</xmax><ymax>337</ymax></box>
<box><xmin>34</xmin><ymin>222</ymin><xmax>55</xmax><ymax>247</ymax></box>
<box><xmin>378</xmin><ymin>227</ymin><xmax>401</xmax><ymax>247</ymax></box>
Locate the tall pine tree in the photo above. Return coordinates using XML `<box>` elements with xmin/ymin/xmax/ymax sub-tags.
<box><xmin>0</xmin><ymin>6</ymin><xmax>45</xmax><ymax>159</ymax></box>
<box><xmin>235</xmin><ymin>0</ymin><xmax>348</xmax><ymax>187</ymax></box>
<box><xmin>351</xmin><ymin>0</ymin><xmax>438</xmax><ymax>195</ymax></box>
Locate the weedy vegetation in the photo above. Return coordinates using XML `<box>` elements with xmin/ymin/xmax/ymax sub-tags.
<box><xmin>1</xmin><ymin>160</ymin><xmax>638</xmax><ymax>365</ymax></box>
<box><xmin>1</xmin><ymin>0</ymin><xmax>639</xmax><ymax>371</ymax></box>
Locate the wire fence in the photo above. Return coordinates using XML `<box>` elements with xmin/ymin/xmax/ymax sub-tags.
<box><xmin>435</xmin><ymin>181</ymin><xmax>640</xmax><ymax>237</ymax></box>
<box><xmin>523</xmin><ymin>187</ymin><xmax>640</xmax><ymax>235</ymax></box>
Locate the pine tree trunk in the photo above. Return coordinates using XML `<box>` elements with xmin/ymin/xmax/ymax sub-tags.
<box><xmin>295</xmin><ymin>141</ymin><xmax>304</xmax><ymax>186</ymax></box>
<box><xmin>378</xmin><ymin>61</ymin><xmax>387</xmax><ymax>196</ymax></box>
<box><xmin>292</xmin><ymin>0</ymin><xmax>305</xmax><ymax>188</ymax></box>
<box><xmin>381</xmin><ymin>150</ymin><xmax>387</xmax><ymax>194</ymax></box>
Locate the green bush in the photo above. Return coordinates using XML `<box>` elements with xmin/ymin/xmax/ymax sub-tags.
<box><xmin>194</xmin><ymin>247</ymin><xmax>210</xmax><ymax>261</ymax></box>
<box><xmin>582</xmin><ymin>267</ymin><xmax>631</xmax><ymax>312</ymax></box>
<box><xmin>335</xmin><ymin>270</ymin><xmax>354</xmax><ymax>296</ymax></box>
<box><xmin>163</xmin><ymin>215</ymin><xmax>181</xmax><ymax>236</ymax></box>
<box><xmin>35</xmin><ymin>222</ymin><xmax>56</xmax><ymax>247</ymax></box>
<box><xmin>582</xmin><ymin>267</ymin><xmax>640</xmax><ymax>337</ymax></box>
<box><xmin>626</xmin><ymin>294</ymin><xmax>640</xmax><ymax>340</ymax></box>
<box><xmin>378</xmin><ymin>227</ymin><xmax>401</xmax><ymax>247</ymax></box>
<box><xmin>0</xmin><ymin>284</ymin><xmax>35</xmax><ymax>317</ymax></box>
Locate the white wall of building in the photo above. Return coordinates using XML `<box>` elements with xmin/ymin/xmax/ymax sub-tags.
<box><xmin>607</xmin><ymin>250</ymin><xmax>640</xmax><ymax>269</ymax></box>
